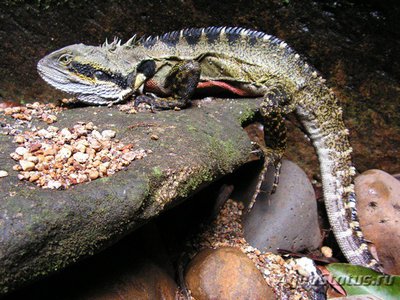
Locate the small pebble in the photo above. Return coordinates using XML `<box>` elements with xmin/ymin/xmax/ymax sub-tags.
<box><xmin>8</xmin><ymin>119</ymin><xmax>148</xmax><ymax>189</ymax></box>
<box><xmin>15</xmin><ymin>147</ymin><xmax>28</xmax><ymax>156</ymax></box>
<box><xmin>29</xmin><ymin>173</ymin><xmax>40</xmax><ymax>182</ymax></box>
<box><xmin>47</xmin><ymin>126</ymin><xmax>59</xmax><ymax>132</ymax></box>
<box><xmin>29</xmin><ymin>143</ymin><xmax>42</xmax><ymax>152</ymax></box>
<box><xmin>91</xmin><ymin>130</ymin><xmax>102</xmax><ymax>140</ymax></box>
<box><xmin>121</xmin><ymin>151</ymin><xmax>137</xmax><ymax>162</ymax></box>
<box><xmin>10</xmin><ymin>152</ymin><xmax>20</xmax><ymax>160</ymax></box>
<box><xmin>57</xmin><ymin>147</ymin><xmax>72</xmax><ymax>159</ymax></box>
<box><xmin>101</xmin><ymin>129</ymin><xmax>116</xmax><ymax>140</ymax></box>
<box><xmin>47</xmin><ymin>180</ymin><xmax>62</xmax><ymax>189</ymax></box>
<box><xmin>85</xmin><ymin>122</ymin><xmax>94</xmax><ymax>130</ymax></box>
<box><xmin>0</xmin><ymin>170</ymin><xmax>8</xmax><ymax>178</ymax></box>
<box><xmin>37</xmin><ymin>129</ymin><xmax>52</xmax><ymax>139</ymax></box>
<box><xmin>14</xmin><ymin>135</ymin><xmax>25</xmax><ymax>143</ymax></box>
<box><xmin>43</xmin><ymin>148</ymin><xmax>56</xmax><ymax>156</ymax></box>
<box><xmin>98</xmin><ymin>164</ymin><xmax>107</xmax><ymax>174</ymax></box>
<box><xmin>19</xmin><ymin>160</ymin><xmax>35</xmax><ymax>171</ymax></box>
<box><xmin>321</xmin><ymin>246</ymin><xmax>332</xmax><ymax>258</ymax></box>
<box><xmin>150</xmin><ymin>134</ymin><xmax>159</xmax><ymax>140</ymax></box>
<box><xmin>73</xmin><ymin>124</ymin><xmax>87</xmax><ymax>136</ymax></box>
<box><xmin>60</xmin><ymin>128</ymin><xmax>73</xmax><ymax>139</ymax></box>
<box><xmin>88</xmin><ymin>170</ymin><xmax>99</xmax><ymax>180</ymax></box>
<box><xmin>73</xmin><ymin>152</ymin><xmax>89</xmax><ymax>163</ymax></box>
<box><xmin>75</xmin><ymin>143</ymin><xmax>86</xmax><ymax>153</ymax></box>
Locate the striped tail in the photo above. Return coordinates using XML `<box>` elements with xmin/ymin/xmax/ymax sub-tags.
<box><xmin>295</xmin><ymin>85</ymin><xmax>382</xmax><ymax>272</ymax></box>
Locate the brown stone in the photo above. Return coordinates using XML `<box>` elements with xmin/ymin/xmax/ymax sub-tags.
<box><xmin>185</xmin><ymin>247</ymin><xmax>275</xmax><ymax>300</ymax></box>
<box><xmin>85</xmin><ymin>260</ymin><xmax>177</xmax><ymax>300</ymax></box>
<box><xmin>355</xmin><ymin>169</ymin><xmax>400</xmax><ymax>275</ymax></box>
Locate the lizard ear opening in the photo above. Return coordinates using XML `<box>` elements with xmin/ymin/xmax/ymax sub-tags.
<box><xmin>126</xmin><ymin>71</ymin><xmax>136</xmax><ymax>88</ymax></box>
<box><xmin>136</xmin><ymin>60</ymin><xmax>156</xmax><ymax>78</ymax></box>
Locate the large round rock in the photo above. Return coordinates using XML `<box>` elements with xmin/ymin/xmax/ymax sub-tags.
<box><xmin>243</xmin><ymin>159</ymin><xmax>322</xmax><ymax>253</ymax></box>
<box><xmin>185</xmin><ymin>247</ymin><xmax>275</xmax><ymax>300</ymax></box>
<box><xmin>355</xmin><ymin>169</ymin><xmax>400</xmax><ymax>274</ymax></box>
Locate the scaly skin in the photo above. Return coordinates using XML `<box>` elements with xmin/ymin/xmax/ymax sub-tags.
<box><xmin>37</xmin><ymin>27</ymin><xmax>382</xmax><ymax>272</ymax></box>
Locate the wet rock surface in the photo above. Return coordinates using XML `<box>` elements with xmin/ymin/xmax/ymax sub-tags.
<box><xmin>185</xmin><ymin>247</ymin><xmax>275</xmax><ymax>300</ymax></box>
<box><xmin>355</xmin><ymin>169</ymin><xmax>400</xmax><ymax>275</ymax></box>
<box><xmin>243</xmin><ymin>159</ymin><xmax>322</xmax><ymax>254</ymax></box>
<box><xmin>0</xmin><ymin>98</ymin><xmax>260</xmax><ymax>295</ymax></box>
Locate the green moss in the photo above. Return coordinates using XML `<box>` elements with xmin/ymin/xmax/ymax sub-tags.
<box><xmin>152</xmin><ymin>166</ymin><xmax>163</xmax><ymax>179</ymax></box>
<box><xmin>238</xmin><ymin>105</ymin><xmax>256</xmax><ymax>125</ymax></box>
<box><xmin>178</xmin><ymin>168</ymin><xmax>213</xmax><ymax>197</ymax></box>
<box><xmin>187</xmin><ymin>124</ymin><xmax>198</xmax><ymax>132</ymax></box>
<box><xmin>97</xmin><ymin>177</ymin><xmax>110</xmax><ymax>183</ymax></box>
<box><xmin>207</xmin><ymin>136</ymin><xmax>241</xmax><ymax>173</ymax></box>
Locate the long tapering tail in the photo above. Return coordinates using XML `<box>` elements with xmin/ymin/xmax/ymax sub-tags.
<box><xmin>295</xmin><ymin>84</ymin><xmax>382</xmax><ymax>272</ymax></box>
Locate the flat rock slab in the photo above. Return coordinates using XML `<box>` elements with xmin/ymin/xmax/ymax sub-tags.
<box><xmin>0</xmin><ymin>98</ymin><xmax>261</xmax><ymax>295</ymax></box>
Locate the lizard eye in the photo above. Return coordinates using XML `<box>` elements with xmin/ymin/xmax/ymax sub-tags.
<box><xmin>94</xmin><ymin>70</ymin><xmax>107</xmax><ymax>79</ymax></box>
<box><xmin>58</xmin><ymin>54</ymin><xmax>73</xmax><ymax>65</ymax></box>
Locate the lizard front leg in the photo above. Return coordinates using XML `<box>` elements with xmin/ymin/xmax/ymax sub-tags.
<box><xmin>135</xmin><ymin>60</ymin><xmax>201</xmax><ymax>110</ymax></box>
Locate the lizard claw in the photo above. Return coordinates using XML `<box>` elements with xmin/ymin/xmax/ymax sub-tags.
<box><xmin>134</xmin><ymin>94</ymin><xmax>156</xmax><ymax>112</ymax></box>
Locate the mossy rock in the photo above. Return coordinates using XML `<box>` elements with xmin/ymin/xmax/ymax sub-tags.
<box><xmin>0</xmin><ymin>98</ymin><xmax>261</xmax><ymax>295</ymax></box>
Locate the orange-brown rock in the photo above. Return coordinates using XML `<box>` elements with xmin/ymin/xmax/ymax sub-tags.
<box><xmin>355</xmin><ymin>169</ymin><xmax>400</xmax><ymax>275</ymax></box>
<box><xmin>84</xmin><ymin>260</ymin><xmax>178</xmax><ymax>300</ymax></box>
<box><xmin>185</xmin><ymin>247</ymin><xmax>275</xmax><ymax>300</ymax></box>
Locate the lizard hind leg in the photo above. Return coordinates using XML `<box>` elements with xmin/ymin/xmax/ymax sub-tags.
<box><xmin>247</xmin><ymin>84</ymin><xmax>291</xmax><ymax>211</ymax></box>
<box><xmin>247</xmin><ymin>112</ymin><xmax>287</xmax><ymax>212</ymax></box>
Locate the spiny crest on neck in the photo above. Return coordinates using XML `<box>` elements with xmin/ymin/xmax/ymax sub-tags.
<box><xmin>137</xmin><ymin>26</ymin><xmax>274</xmax><ymax>48</ymax></box>
<box><xmin>99</xmin><ymin>26</ymin><xmax>289</xmax><ymax>53</ymax></box>
<box><xmin>101</xmin><ymin>35</ymin><xmax>137</xmax><ymax>52</ymax></box>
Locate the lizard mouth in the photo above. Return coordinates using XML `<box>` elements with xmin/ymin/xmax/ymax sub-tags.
<box><xmin>38</xmin><ymin>57</ymin><xmax>131</xmax><ymax>105</ymax></box>
<box><xmin>75</xmin><ymin>88</ymin><xmax>133</xmax><ymax>105</ymax></box>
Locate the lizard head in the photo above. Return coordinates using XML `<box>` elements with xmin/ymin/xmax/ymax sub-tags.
<box><xmin>37</xmin><ymin>43</ymin><xmax>136</xmax><ymax>105</ymax></box>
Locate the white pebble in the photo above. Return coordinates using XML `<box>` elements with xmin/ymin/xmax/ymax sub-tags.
<box><xmin>75</xmin><ymin>143</ymin><xmax>86</xmax><ymax>153</ymax></box>
<box><xmin>321</xmin><ymin>246</ymin><xmax>333</xmax><ymax>258</ymax></box>
<box><xmin>60</xmin><ymin>128</ymin><xmax>73</xmax><ymax>140</ymax></box>
<box><xmin>0</xmin><ymin>170</ymin><xmax>8</xmax><ymax>178</ymax></box>
<box><xmin>122</xmin><ymin>151</ymin><xmax>137</xmax><ymax>162</ymax></box>
<box><xmin>47</xmin><ymin>126</ymin><xmax>59</xmax><ymax>132</ymax></box>
<box><xmin>73</xmin><ymin>124</ymin><xmax>87</xmax><ymax>136</ymax></box>
<box><xmin>19</xmin><ymin>160</ymin><xmax>35</xmax><ymax>171</ymax></box>
<box><xmin>73</xmin><ymin>152</ymin><xmax>89</xmax><ymax>163</ymax></box>
<box><xmin>37</xmin><ymin>129</ymin><xmax>53</xmax><ymax>139</ymax></box>
<box><xmin>57</xmin><ymin>147</ymin><xmax>72</xmax><ymax>159</ymax></box>
<box><xmin>15</xmin><ymin>147</ymin><xmax>28</xmax><ymax>156</ymax></box>
<box><xmin>91</xmin><ymin>130</ymin><xmax>103</xmax><ymax>141</ymax></box>
<box><xmin>101</xmin><ymin>129</ymin><xmax>116</xmax><ymax>140</ymax></box>
<box><xmin>47</xmin><ymin>180</ymin><xmax>62</xmax><ymax>189</ymax></box>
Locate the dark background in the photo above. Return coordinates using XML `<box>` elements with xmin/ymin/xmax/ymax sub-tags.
<box><xmin>1</xmin><ymin>0</ymin><xmax>399</xmax><ymax>172</ymax></box>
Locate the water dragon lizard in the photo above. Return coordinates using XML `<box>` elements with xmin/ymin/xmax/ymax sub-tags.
<box><xmin>37</xmin><ymin>26</ymin><xmax>382</xmax><ymax>272</ymax></box>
